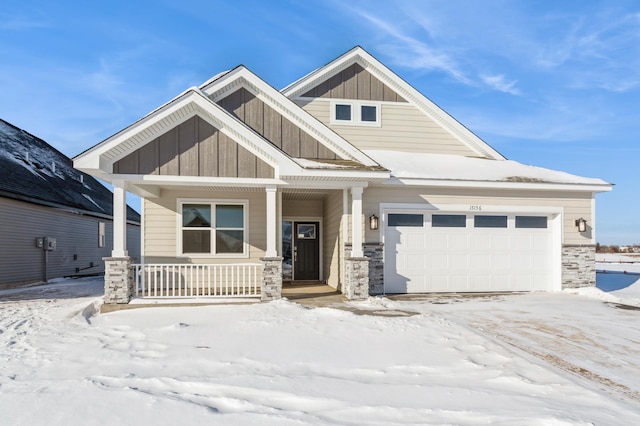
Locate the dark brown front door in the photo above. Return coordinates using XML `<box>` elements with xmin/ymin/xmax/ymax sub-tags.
<box><xmin>293</xmin><ymin>222</ymin><xmax>319</xmax><ymax>280</ymax></box>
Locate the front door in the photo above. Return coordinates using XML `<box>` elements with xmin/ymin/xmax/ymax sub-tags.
<box><xmin>292</xmin><ymin>222</ymin><xmax>320</xmax><ymax>281</ymax></box>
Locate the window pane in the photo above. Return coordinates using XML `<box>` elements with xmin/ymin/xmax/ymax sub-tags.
<box><xmin>183</xmin><ymin>204</ymin><xmax>211</xmax><ymax>227</ymax></box>
<box><xmin>388</xmin><ymin>214</ymin><xmax>423</xmax><ymax>227</ymax></box>
<box><xmin>335</xmin><ymin>104</ymin><xmax>351</xmax><ymax>121</ymax></box>
<box><xmin>516</xmin><ymin>216</ymin><xmax>548</xmax><ymax>229</ymax></box>
<box><xmin>216</xmin><ymin>230</ymin><xmax>244</xmax><ymax>253</ymax></box>
<box><xmin>474</xmin><ymin>215</ymin><xmax>508</xmax><ymax>228</ymax></box>
<box><xmin>282</xmin><ymin>221</ymin><xmax>293</xmax><ymax>280</ymax></box>
<box><xmin>432</xmin><ymin>214</ymin><xmax>466</xmax><ymax>228</ymax></box>
<box><xmin>183</xmin><ymin>230</ymin><xmax>211</xmax><ymax>253</ymax></box>
<box><xmin>361</xmin><ymin>105</ymin><xmax>377</xmax><ymax>122</ymax></box>
<box><xmin>216</xmin><ymin>205</ymin><xmax>243</xmax><ymax>228</ymax></box>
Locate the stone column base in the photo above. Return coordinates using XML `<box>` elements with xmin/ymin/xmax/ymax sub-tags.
<box><xmin>103</xmin><ymin>257</ymin><xmax>133</xmax><ymax>304</ymax></box>
<box><xmin>562</xmin><ymin>244</ymin><xmax>596</xmax><ymax>289</ymax></box>
<box><xmin>344</xmin><ymin>256</ymin><xmax>370</xmax><ymax>300</ymax></box>
<box><xmin>261</xmin><ymin>257</ymin><xmax>283</xmax><ymax>301</ymax></box>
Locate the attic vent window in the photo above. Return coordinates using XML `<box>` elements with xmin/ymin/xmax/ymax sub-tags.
<box><xmin>331</xmin><ymin>101</ymin><xmax>380</xmax><ymax>126</ymax></box>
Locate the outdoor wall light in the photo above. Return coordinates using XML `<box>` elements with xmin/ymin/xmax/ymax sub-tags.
<box><xmin>369</xmin><ymin>214</ymin><xmax>379</xmax><ymax>230</ymax></box>
<box><xmin>575</xmin><ymin>218</ymin><xmax>587</xmax><ymax>233</ymax></box>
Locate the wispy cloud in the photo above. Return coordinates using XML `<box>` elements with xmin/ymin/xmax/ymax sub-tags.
<box><xmin>480</xmin><ymin>74</ymin><xmax>521</xmax><ymax>95</ymax></box>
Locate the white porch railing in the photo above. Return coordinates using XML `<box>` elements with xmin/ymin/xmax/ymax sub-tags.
<box><xmin>133</xmin><ymin>263</ymin><xmax>261</xmax><ymax>298</ymax></box>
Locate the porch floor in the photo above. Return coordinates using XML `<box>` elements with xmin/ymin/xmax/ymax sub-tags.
<box><xmin>282</xmin><ymin>282</ymin><xmax>346</xmax><ymax>307</ymax></box>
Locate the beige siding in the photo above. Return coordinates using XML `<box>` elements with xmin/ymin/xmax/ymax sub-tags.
<box><xmin>301</xmin><ymin>64</ymin><xmax>407</xmax><ymax>102</ymax></box>
<box><xmin>298</xmin><ymin>99</ymin><xmax>478</xmax><ymax>156</ymax></box>
<box><xmin>362</xmin><ymin>187</ymin><xmax>594</xmax><ymax>244</ymax></box>
<box><xmin>114</xmin><ymin>116</ymin><xmax>274</xmax><ymax>178</ymax></box>
<box><xmin>217</xmin><ymin>88</ymin><xmax>337</xmax><ymax>160</ymax></box>
<box><xmin>282</xmin><ymin>199</ymin><xmax>323</xmax><ymax>218</ymax></box>
<box><xmin>0</xmin><ymin>197</ymin><xmax>140</xmax><ymax>287</ymax></box>
<box><xmin>143</xmin><ymin>190</ymin><xmax>267</xmax><ymax>264</ymax></box>
<box><xmin>323</xmin><ymin>191</ymin><xmax>343</xmax><ymax>289</ymax></box>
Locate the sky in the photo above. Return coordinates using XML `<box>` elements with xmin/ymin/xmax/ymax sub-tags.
<box><xmin>1</xmin><ymin>0</ymin><xmax>638</xmax><ymax>244</ymax></box>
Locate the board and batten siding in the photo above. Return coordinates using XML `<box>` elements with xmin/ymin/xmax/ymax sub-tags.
<box><xmin>362</xmin><ymin>187</ymin><xmax>594</xmax><ymax>244</ymax></box>
<box><xmin>143</xmin><ymin>189</ymin><xmax>267</xmax><ymax>264</ymax></box>
<box><xmin>0</xmin><ymin>197</ymin><xmax>140</xmax><ymax>287</ymax></box>
<box><xmin>297</xmin><ymin>99</ymin><xmax>478</xmax><ymax>157</ymax></box>
<box><xmin>217</xmin><ymin>88</ymin><xmax>337</xmax><ymax>160</ymax></box>
<box><xmin>323</xmin><ymin>190</ymin><xmax>343</xmax><ymax>289</ymax></box>
<box><xmin>301</xmin><ymin>63</ymin><xmax>407</xmax><ymax>103</ymax></box>
<box><xmin>113</xmin><ymin>115</ymin><xmax>274</xmax><ymax>179</ymax></box>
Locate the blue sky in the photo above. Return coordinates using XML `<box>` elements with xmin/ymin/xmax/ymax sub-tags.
<box><xmin>1</xmin><ymin>0</ymin><xmax>638</xmax><ymax>244</ymax></box>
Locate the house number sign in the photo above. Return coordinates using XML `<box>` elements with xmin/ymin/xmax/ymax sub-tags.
<box><xmin>469</xmin><ymin>205</ymin><xmax>483</xmax><ymax>211</ymax></box>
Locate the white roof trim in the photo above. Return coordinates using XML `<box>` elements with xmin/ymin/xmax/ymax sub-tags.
<box><xmin>200</xmin><ymin>66</ymin><xmax>379</xmax><ymax>167</ymax></box>
<box><xmin>74</xmin><ymin>89</ymin><xmax>305</xmax><ymax>178</ymax></box>
<box><xmin>281</xmin><ymin>46</ymin><xmax>505</xmax><ymax>160</ymax></box>
<box><xmin>380</xmin><ymin>177</ymin><xmax>612</xmax><ymax>193</ymax></box>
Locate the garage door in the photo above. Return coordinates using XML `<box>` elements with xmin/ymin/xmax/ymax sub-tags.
<box><xmin>384</xmin><ymin>212</ymin><xmax>556</xmax><ymax>293</ymax></box>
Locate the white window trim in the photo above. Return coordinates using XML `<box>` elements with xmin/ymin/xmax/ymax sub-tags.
<box><xmin>177</xmin><ymin>198</ymin><xmax>249</xmax><ymax>259</ymax></box>
<box><xmin>330</xmin><ymin>100</ymin><xmax>381</xmax><ymax>127</ymax></box>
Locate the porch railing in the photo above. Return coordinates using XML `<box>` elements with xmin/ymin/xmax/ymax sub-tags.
<box><xmin>132</xmin><ymin>263</ymin><xmax>262</xmax><ymax>298</ymax></box>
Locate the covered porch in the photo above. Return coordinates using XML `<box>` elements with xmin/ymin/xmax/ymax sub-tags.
<box><xmin>103</xmin><ymin>181</ymin><xmax>374</xmax><ymax>305</ymax></box>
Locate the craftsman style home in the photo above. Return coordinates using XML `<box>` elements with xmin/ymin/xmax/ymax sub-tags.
<box><xmin>73</xmin><ymin>46</ymin><xmax>611</xmax><ymax>304</ymax></box>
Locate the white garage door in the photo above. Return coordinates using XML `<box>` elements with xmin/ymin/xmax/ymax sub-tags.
<box><xmin>384</xmin><ymin>212</ymin><xmax>557</xmax><ymax>293</ymax></box>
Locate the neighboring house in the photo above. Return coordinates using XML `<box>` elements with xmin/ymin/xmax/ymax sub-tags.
<box><xmin>0</xmin><ymin>119</ymin><xmax>141</xmax><ymax>288</ymax></box>
<box><xmin>73</xmin><ymin>46</ymin><xmax>611</xmax><ymax>304</ymax></box>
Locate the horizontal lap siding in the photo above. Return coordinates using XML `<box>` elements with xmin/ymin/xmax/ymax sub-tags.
<box><xmin>298</xmin><ymin>100</ymin><xmax>477</xmax><ymax>156</ymax></box>
<box><xmin>282</xmin><ymin>199</ymin><xmax>323</xmax><ymax>218</ymax></box>
<box><xmin>323</xmin><ymin>191</ymin><xmax>343</xmax><ymax>289</ymax></box>
<box><xmin>363</xmin><ymin>187</ymin><xmax>594</xmax><ymax>244</ymax></box>
<box><xmin>143</xmin><ymin>190</ymin><xmax>267</xmax><ymax>264</ymax></box>
<box><xmin>0</xmin><ymin>197</ymin><xmax>141</xmax><ymax>286</ymax></box>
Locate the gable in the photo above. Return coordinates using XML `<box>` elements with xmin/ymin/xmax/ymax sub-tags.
<box><xmin>113</xmin><ymin>115</ymin><xmax>274</xmax><ymax>179</ymax></box>
<box><xmin>301</xmin><ymin>63</ymin><xmax>407</xmax><ymax>103</ymax></box>
<box><xmin>283</xmin><ymin>47</ymin><xmax>506</xmax><ymax>160</ymax></box>
<box><xmin>217</xmin><ymin>87</ymin><xmax>338</xmax><ymax>160</ymax></box>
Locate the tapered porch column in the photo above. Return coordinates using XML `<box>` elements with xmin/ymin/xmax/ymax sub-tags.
<box><xmin>350</xmin><ymin>186</ymin><xmax>364</xmax><ymax>257</ymax></box>
<box><xmin>112</xmin><ymin>180</ymin><xmax>128</xmax><ymax>257</ymax></box>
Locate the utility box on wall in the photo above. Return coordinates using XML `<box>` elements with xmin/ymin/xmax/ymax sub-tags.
<box><xmin>43</xmin><ymin>237</ymin><xmax>56</xmax><ymax>251</ymax></box>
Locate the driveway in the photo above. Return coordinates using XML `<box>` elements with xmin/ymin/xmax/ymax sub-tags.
<box><xmin>354</xmin><ymin>292</ymin><xmax>640</xmax><ymax>404</ymax></box>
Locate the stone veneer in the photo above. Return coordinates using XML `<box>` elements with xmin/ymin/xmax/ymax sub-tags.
<box><xmin>344</xmin><ymin>256</ymin><xmax>370</xmax><ymax>300</ymax></box>
<box><xmin>261</xmin><ymin>257</ymin><xmax>283</xmax><ymax>301</ymax></box>
<box><xmin>562</xmin><ymin>244</ymin><xmax>596</xmax><ymax>289</ymax></box>
<box><xmin>103</xmin><ymin>257</ymin><xmax>133</xmax><ymax>304</ymax></box>
<box><xmin>364</xmin><ymin>243</ymin><xmax>384</xmax><ymax>295</ymax></box>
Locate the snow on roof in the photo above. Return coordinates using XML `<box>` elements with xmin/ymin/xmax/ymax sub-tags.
<box><xmin>0</xmin><ymin>119</ymin><xmax>139</xmax><ymax>221</ymax></box>
<box><xmin>364</xmin><ymin>150</ymin><xmax>610</xmax><ymax>186</ymax></box>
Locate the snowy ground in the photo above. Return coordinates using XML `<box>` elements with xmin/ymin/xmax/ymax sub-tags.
<box><xmin>1</xmin><ymin>265</ymin><xmax>640</xmax><ymax>425</ymax></box>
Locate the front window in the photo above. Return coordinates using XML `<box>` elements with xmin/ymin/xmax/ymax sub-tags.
<box><xmin>180</xmin><ymin>201</ymin><xmax>247</xmax><ymax>256</ymax></box>
<box><xmin>361</xmin><ymin>105</ymin><xmax>377</xmax><ymax>122</ymax></box>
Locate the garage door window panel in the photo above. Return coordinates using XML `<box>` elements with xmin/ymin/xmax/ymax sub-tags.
<box><xmin>474</xmin><ymin>215</ymin><xmax>508</xmax><ymax>228</ymax></box>
<box><xmin>432</xmin><ymin>214</ymin><xmax>466</xmax><ymax>228</ymax></box>
<box><xmin>516</xmin><ymin>216</ymin><xmax>548</xmax><ymax>229</ymax></box>
<box><xmin>388</xmin><ymin>214</ymin><xmax>423</xmax><ymax>227</ymax></box>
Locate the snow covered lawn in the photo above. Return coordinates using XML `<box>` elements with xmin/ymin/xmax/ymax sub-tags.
<box><xmin>2</xmin><ymin>276</ymin><xmax>640</xmax><ymax>425</ymax></box>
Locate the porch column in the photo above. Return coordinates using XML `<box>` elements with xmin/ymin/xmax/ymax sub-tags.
<box><xmin>112</xmin><ymin>180</ymin><xmax>128</xmax><ymax>257</ymax></box>
<box><xmin>265</xmin><ymin>186</ymin><xmax>278</xmax><ymax>257</ymax></box>
<box><xmin>104</xmin><ymin>180</ymin><xmax>132</xmax><ymax>304</ymax></box>
<box><xmin>350</xmin><ymin>186</ymin><xmax>364</xmax><ymax>258</ymax></box>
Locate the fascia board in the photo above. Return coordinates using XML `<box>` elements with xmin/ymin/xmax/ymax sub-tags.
<box><xmin>109</xmin><ymin>174</ymin><xmax>287</xmax><ymax>187</ymax></box>
<box><xmin>284</xmin><ymin>169</ymin><xmax>390</xmax><ymax>180</ymax></box>
<box><xmin>202</xmin><ymin>67</ymin><xmax>378</xmax><ymax>167</ymax></box>
<box><xmin>384</xmin><ymin>177</ymin><xmax>613</xmax><ymax>193</ymax></box>
<box><xmin>282</xmin><ymin>47</ymin><xmax>506</xmax><ymax>161</ymax></box>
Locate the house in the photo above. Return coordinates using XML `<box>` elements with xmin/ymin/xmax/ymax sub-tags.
<box><xmin>73</xmin><ymin>46</ymin><xmax>611</xmax><ymax>304</ymax></box>
<box><xmin>0</xmin><ymin>119</ymin><xmax>141</xmax><ymax>288</ymax></box>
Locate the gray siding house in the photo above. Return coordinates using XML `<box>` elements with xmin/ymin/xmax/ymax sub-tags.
<box><xmin>0</xmin><ymin>119</ymin><xmax>140</xmax><ymax>288</ymax></box>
